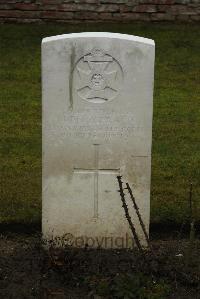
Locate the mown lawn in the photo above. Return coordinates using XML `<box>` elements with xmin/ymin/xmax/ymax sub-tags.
<box><xmin>0</xmin><ymin>23</ymin><xmax>199</xmax><ymax>226</ymax></box>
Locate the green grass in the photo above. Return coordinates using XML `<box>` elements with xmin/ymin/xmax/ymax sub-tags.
<box><xmin>0</xmin><ymin>23</ymin><xmax>200</xmax><ymax>226</ymax></box>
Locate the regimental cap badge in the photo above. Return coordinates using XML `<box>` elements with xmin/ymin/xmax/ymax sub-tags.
<box><xmin>74</xmin><ymin>48</ymin><xmax>123</xmax><ymax>104</ymax></box>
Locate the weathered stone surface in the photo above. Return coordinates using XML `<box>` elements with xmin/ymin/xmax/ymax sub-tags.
<box><xmin>190</xmin><ymin>14</ymin><xmax>200</xmax><ymax>20</ymax></box>
<box><xmin>42</xmin><ymin>32</ymin><xmax>155</xmax><ymax>248</ymax></box>
<box><xmin>0</xmin><ymin>0</ymin><xmax>199</xmax><ymax>22</ymax></box>
<box><xmin>99</xmin><ymin>12</ymin><xmax>113</xmax><ymax>19</ymax></box>
<box><xmin>74</xmin><ymin>11</ymin><xmax>98</xmax><ymax>18</ymax></box>
<box><xmin>176</xmin><ymin>13</ymin><xmax>190</xmax><ymax>19</ymax></box>
<box><xmin>132</xmin><ymin>4</ymin><xmax>157</xmax><ymax>12</ymax></box>
<box><xmin>14</xmin><ymin>3</ymin><xmax>38</xmax><ymax>10</ymax></box>
<box><xmin>97</xmin><ymin>4</ymin><xmax>120</xmax><ymax>12</ymax></box>
<box><xmin>41</xmin><ymin>10</ymin><xmax>74</xmax><ymax>19</ymax></box>
<box><xmin>151</xmin><ymin>11</ymin><xmax>176</xmax><ymax>19</ymax></box>
<box><xmin>113</xmin><ymin>12</ymin><xmax>141</xmax><ymax>19</ymax></box>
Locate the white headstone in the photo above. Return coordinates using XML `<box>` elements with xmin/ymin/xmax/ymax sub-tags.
<box><xmin>42</xmin><ymin>32</ymin><xmax>155</xmax><ymax>248</ymax></box>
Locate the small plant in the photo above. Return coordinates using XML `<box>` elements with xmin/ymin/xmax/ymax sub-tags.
<box><xmin>141</xmin><ymin>279</ymin><xmax>171</xmax><ymax>299</ymax></box>
<box><xmin>95</xmin><ymin>279</ymin><xmax>111</xmax><ymax>297</ymax></box>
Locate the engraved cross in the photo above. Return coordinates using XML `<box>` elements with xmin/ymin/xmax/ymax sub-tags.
<box><xmin>74</xmin><ymin>144</ymin><xmax>120</xmax><ymax>218</ymax></box>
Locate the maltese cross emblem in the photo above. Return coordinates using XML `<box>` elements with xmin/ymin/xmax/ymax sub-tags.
<box><xmin>74</xmin><ymin>49</ymin><xmax>123</xmax><ymax>103</ymax></box>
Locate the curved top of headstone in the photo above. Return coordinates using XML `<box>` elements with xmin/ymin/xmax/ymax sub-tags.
<box><xmin>42</xmin><ymin>32</ymin><xmax>155</xmax><ymax>46</ymax></box>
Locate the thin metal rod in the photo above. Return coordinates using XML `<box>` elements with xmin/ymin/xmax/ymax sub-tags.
<box><xmin>126</xmin><ymin>182</ymin><xmax>152</xmax><ymax>250</ymax></box>
<box><xmin>117</xmin><ymin>176</ymin><xmax>143</xmax><ymax>253</ymax></box>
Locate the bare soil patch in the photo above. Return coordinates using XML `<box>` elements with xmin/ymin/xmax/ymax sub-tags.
<box><xmin>0</xmin><ymin>233</ymin><xmax>199</xmax><ymax>298</ymax></box>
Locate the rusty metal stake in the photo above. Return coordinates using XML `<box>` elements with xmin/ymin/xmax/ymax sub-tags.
<box><xmin>117</xmin><ymin>176</ymin><xmax>143</xmax><ymax>253</ymax></box>
<box><xmin>126</xmin><ymin>183</ymin><xmax>151</xmax><ymax>248</ymax></box>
